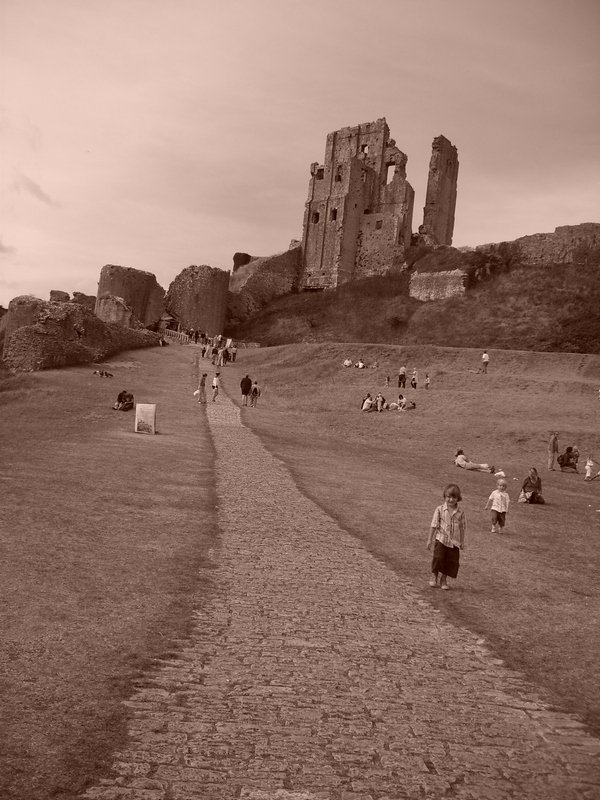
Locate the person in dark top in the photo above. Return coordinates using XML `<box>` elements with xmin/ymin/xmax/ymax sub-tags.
<box><xmin>519</xmin><ymin>467</ymin><xmax>545</xmax><ymax>503</ymax></box>
<box><xmin>113</xmin><ymin>390</ymin><xmax>134</xmax><ymax>411</ymax></box>
<box><xmin>240</xmin><ymin>375</ymin><xmax>252</xmax><ymax>406</ymax></box>
<box><xmin>557</xmin><ymin>447</ymin><xmax>578</xmax><ymax>473</ymax></box>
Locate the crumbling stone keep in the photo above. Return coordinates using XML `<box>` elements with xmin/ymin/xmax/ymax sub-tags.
<box><xmin>166</xmin><ymin>265</ymin><xmax>229</xmax><ymax>335</ymax></box>
<box><xmin>421</xmin><ymin>135</ymin><xmax>459</xmax><ymax>246</ymax></box>
<box><xmin>95</xmin><ymin>265</ymin><xmax>165</xmax><ymax>328</ymax></box>
<box><xmin>299</xmin><ymin>119</ymin><xmax>415</xmax><ymax>289</ymax></box>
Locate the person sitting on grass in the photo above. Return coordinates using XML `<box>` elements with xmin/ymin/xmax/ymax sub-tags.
<box><xmin>356</xmin><ymin>358</ymin><xmax>366</xmax><ymax>369</ymax></box>
<box><xmin>343</xmin><ymin>358</ymin><xmax>353</xmax><ymax>368</ymax></box>
<box><xmin>557</xmin><ymin>447</ymin><xmax>579</xmax><ymax>473</ymax></box>
<box><xmin>454</xmin><ymin>448</ymin><xmax>495</xmax><ymax>473</ymax></box>
<box><xmin>519</xmin><ymin>466</ymin><xmax>545</xmax><ymax>503</ymax></box>
<box><xmin>112</xmin><ymin>390</ymin><xmax>134</xmax><ymax>411</ymax></box>
<box><xmin>361</xmin><ymin>393</ymin><xmax>373</xmax><ymax>411</ymax></box>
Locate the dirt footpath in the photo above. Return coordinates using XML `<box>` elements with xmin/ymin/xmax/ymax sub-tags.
<box><xmin>82</xmin><ymin>390</ymin><xmax>600</xmax><ymax>799</ymax></box>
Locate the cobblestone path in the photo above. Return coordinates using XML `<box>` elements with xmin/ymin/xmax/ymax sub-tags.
<box><xmin>83</xmin><ymin>392</ymin><xmax>600</xmax><ymax>800</ymax></box>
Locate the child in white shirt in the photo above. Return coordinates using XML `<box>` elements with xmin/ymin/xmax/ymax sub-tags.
<box><xmin>584</xmin><ymin>455</ymin><xmax>594</xmax><ymax>480</ymax></box>
<box><xmin>484</xmin><ymin>478</ymin><xmax>510</xmax><ymax>534</ymax></box>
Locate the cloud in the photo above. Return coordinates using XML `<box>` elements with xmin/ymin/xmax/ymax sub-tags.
<box><xmin>12</xmin><ymin>171</ymin><xmax>59</xmax><ymax>207</ymax></box>
<box><xmin>0</xmin><ymin>237</ymin><xmax>16</xmax><ymax>255</ymax></box>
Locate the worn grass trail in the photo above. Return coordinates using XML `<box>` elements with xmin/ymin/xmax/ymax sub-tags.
<box><xmin>82</xmin><ymin>385</ymin><xmax>600</xmax><ymax>800</ymax></box>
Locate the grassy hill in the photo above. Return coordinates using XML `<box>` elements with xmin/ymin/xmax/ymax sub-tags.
<box><xmin>226</xmin><ymin>261</ymin><xmax>600</xmax><ymax>354</ymax></box>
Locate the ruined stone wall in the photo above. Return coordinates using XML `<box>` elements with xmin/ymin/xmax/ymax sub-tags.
<box><xmin>95</xmin><ymin>265</ymin><xmax>165</xmax><ymax>328</ymax></box>
<box><xmin>50</xmin><ymin>290</ymin><xmax>70</xmax><ymax>302</ymax></box>
<box><xmin>72</xmin><ymin>292</ymin><xmax>96</xmax><ymax>310</ymax></box>
<box><xmin>422</xmin><ymin>135</ymin><xmax>459</xmax><ymax>245</ymax></box>
<box><xmin>2</xmin><ymin>296</ymin><xmax>159</xmax><ymax>371</ymax></box>
<box><xmin>477</xmin><ymin>223</ymin><xmax>600</xmax><ymax>265</ymax></box>
<box><xmin>166</xmin><ymin>265</ymin><xmax>229</xmax><ymax>336</ymax></box>
<box><xmin>300</xmin><ymin>118</ymin><xmax>416</xmax><ymax>289</ymax></box>
<box><xmin>95</xmin><ymin>295</ymin><xmax>138</xmax><ymax>328</ymax></box>
<box><xmin>228</xmin><ymin>247</ymin><xmax>302</xmax><ymax>324</ymax></box>
<box><xmin>409</xmin><ymin>269</ymin><xmax>466</xmax><ymax>301</ymax></box>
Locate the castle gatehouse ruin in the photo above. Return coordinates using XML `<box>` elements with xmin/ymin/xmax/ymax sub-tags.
<box><xmin>298</xmin><ymin>119</ymin><xmax>459</xmax><ymax>290</ymax></box>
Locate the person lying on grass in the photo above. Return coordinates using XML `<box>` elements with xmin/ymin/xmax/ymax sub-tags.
<box><xmin>454</xmin><ymin>448</ymin><xmax>495</xmax><ymax>473</ymax></box>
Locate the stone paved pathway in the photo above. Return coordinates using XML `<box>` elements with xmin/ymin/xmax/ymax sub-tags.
<box><xmin>83</xmin><ymin>392</ymin><xmax>600</xmax><ymax>800</ymax></box>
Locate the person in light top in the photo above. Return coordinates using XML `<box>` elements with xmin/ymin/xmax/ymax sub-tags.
<box><xmin>427</xmin><ymin>483</ymin><xmax>466</xmax><ymax>590</ymax></box>
<box><xmin>484</xmin><ymin>478</ymin><xmax>510</xmax><ymax>534</ymax></box>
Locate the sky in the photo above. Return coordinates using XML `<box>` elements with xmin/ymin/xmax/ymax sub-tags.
<box><xmin>1</xmin><ymin>0</ymin><xmax>599</xmax><ymax>307</ymax></box>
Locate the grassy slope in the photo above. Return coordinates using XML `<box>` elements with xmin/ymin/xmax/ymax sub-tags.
<box><xmin>0</xmin><ymin>346</ymin><xmax>216</xmax><ymax>800</ymax></box>
<box><xmin>227</xmin><ymin>262</ymin><xmax>600</xmax><ymax>353</ymax></box>
<box><xmin>221</xmin><ymin>343</ymin><xmax>600</xmax><ymax>735</ymax></box>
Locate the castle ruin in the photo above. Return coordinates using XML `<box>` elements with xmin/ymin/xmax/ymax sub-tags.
<box><xmin>299</xmin><ymin>119</ymin><xmax>458</xmax><ymax>290</ymax></box>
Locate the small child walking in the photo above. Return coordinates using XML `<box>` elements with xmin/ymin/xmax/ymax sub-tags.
<box><xmin>484</xmin><ymin>478</ymin><xmax>510</xmax><ymax>534</ymax></box>
<box><xmin>427</xmin><ymin>484</ymin><xmax>466</xmax><ymax>590</ymax></box>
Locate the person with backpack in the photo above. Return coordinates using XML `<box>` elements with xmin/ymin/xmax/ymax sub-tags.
<box><xmin>249</xmin><ymin>381</ymin><xmax>261</xmax><ymax>408</ymax></box>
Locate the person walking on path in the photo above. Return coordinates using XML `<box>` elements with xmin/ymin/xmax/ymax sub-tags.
<box><xmin>211</xmin><ymin>372</ymin><xmax>220</xmax><ymax>402</ymax></box>
<box><xmin>398</xmin><ymin>366</ymin><xmax>406</xmax><ymax>389</ymax></box>
<box><xmin>481</xmin><ymin>350</ymin><xmax>490</xmax><ymax>374</ymax></box>
<box><xmin>547</xmin><ymin>432</ymin><xmax>559</xmax><ymax>470</ymax></box>
<box><xmin>427</xmin><ymin>483</ymin><xmax>466</xmax><ymax>590</ymax></box>
<box><xmin>240</xmin><ymin>374</ymin><xmax>252</xmax><ymax>406</ymax></box>
<box><xmin>484</xmin><ymin>477</ymin><xmax>510</xmax><ymax>534</ymax></box>
<box><xmin>196</xmin><ymin>373</ymin><xmax>207</xmax><ymax>404</ymax></box>
<box><xmin>249</xmin><ymin>381</ymin><xmax>261</xmax><ymax>408</ymax></box>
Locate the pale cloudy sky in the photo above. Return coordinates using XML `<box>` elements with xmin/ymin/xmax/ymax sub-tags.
<box><xmin>1</xmin><ymin>0</ymin><xmax>599</xmax><ymax>307</ymax></box>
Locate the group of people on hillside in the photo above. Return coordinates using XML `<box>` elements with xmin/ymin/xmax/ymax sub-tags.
<box><xmin>361</xmin><ymin>392</ymin><xmax>416</xmax><ymax>412</ymax></box>
<box><xmin>199</xmin><ymin>339</ymin><xmax>238</xmax><ymax>366</ymax></box>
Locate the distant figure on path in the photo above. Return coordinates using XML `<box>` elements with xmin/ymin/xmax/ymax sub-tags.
<box><xmin>230</xmin><ymin>344</ymin><xmax>237</xmax><ymax>362</ymax></box>
<box><xmin>547</xmin><ymin>432</ymin><xmax>559</xmax><ymax>470</ymax></box>
<box><xmin>454</xmin><ymin>449</ymin><xmax>495</xmax><ymax>474</ymax></box>
<box><xmin>398</xmin><ymin>366</ymin><xmax>406</xmax><ymax>388</ymax></box>
<box><xmin>212</xmin><ymin>373</ymin><xmax>220</xmax><ymax>402</ymax></box>
<box><xmin>427</xmin><ymin>483</ymin><xmax>466</xmax><ymax>590</ymax></box>
<box><xmin>485</xmin><ymin>477</ymin><xmax>510</xmax><ymax>533</ymax></box>
<box><xmin>196</xmin><ymin>373</ymin><xmax>207</xmax><ymax>404</ymax></box>
<box><xmin>558</xmin><ymin>447</ymin><xmax>578</xmax><ymax>473</ymax></box>
<box><xmin>249</xmin><ymin>381</ymin><xmax>261</xmax><ymax>407</ymax></box>
<box><xmin>519</xmin><ymin>467</ymin><xmax>545</xmax><ymax>503</ymax></box>
<box><xmin>410</xmin><ymin>370</ymin><xmax>418</xmax><ymax>390</ymax></box>
<box><xmin>240</xmin><ymin>374</ymin><xmax>252</xmax><ymax>406</ymax></box>
<box><xmin>112</xmin><ymin>390</ymin><xmax>134</xmax><ymax>411</ymax></box>
<box><xmin>481</xmin><ymin>350</ymin><xmax>490</xmax><ymax>373</ymax></box>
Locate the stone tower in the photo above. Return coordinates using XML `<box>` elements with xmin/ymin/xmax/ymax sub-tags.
<box><xmin>299</xmin><ymin>118</ymin><xmax>415</xmax><ymax>289</ymax></box>
<box><xmin>421</xmin><ymin>135</ymin><xmax>459</xmax><ymax>245</ymax></box>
